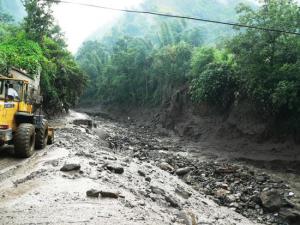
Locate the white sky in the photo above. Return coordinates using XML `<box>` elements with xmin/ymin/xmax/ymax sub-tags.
<box><xmin>53</xmin><ymin>0</ymin><xmax>143</xmax><ymax>53</ymax></box>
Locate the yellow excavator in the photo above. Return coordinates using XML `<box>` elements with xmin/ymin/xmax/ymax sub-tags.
<box><xmin>0</xmin><ymin>68</ymin><xmax>54</xmax><ymax>158</ymax></box>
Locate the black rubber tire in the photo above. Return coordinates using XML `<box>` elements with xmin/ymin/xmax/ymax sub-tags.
<box><xmin>14</xmin><ymin>123</ymin><xmax>36</xmax><ymax>158</ymax></box>
<box><xmin>35</xmin><ymin>119</ymin><xmax>49</xmax><ymax>150</ymax></box>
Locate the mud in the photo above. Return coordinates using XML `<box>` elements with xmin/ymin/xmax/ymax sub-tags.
<box><xmin>0</xmin><ymin>111</ymin><xmax>264</xmax><ymax>225</ymax></box>
<box><xmin>91</xmin><ymin>114</ymin><xmax>300</xmax><ymax>225</ymax></box>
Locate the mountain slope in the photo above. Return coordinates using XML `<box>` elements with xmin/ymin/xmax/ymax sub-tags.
<box><xmin>88</xmin><ymin>0</ymin><xmax>255</xmax><ymax>47</ymax></box>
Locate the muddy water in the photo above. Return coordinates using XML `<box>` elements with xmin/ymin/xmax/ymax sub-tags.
<box><xmin>0</xmin><ymin>111</ymin><xmax>261</xmax><ymax>225</ymax></box>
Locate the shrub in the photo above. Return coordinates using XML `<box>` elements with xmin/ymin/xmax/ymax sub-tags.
<box><xmin>190</xmin><ymin>63</ymin><xmax>237</xmax><ymax>109</ymax></box>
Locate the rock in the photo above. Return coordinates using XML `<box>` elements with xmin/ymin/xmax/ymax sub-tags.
<box><xmin>150</xmin><ymin>186</ymin><xmax>165</xmax><ymax>195</ymax></box>
<box><xmin>229</xmin><ymin>202</ymin><xmax>239</xmax><ymax>208</ymax></box>
<box><xmin>165</xmin><ymin>195</ymin><xmax>180</xmax><ymax>208</ymax></box>
<box><xmin>138</xmin><ymin>200</ymin><xmax>146</xmax><ymax>206</ymax></box>
<box><xmin>106</xmin><ymin>164</ymin><xmax>124</xmax><ymax>174</ymax></box>
<box><xmin>145</xmin><ymin>177</ymin><xmax>151</xmax><ymax>182</ymax></box>
<box><xmin>177</xmin><ymin>211</ymin><xmax>198</xmax><ymax>225</ymax></box>
<box><xmin>158</xmin><ymin>162</ymin><xmax>174</xmax><ymax>172</ymax></box>
<box><xmin>256</xmin><ymin>175</ymin><xmax>266</xmax><ymax>182</ymax></box>
<box><xmin>73</xmin><ymin>119</ymin><xmax>93</xmax><ymax>128</ymax></box>
<box><xmin>124</xmin><ymin>200</ymin><xmax>136</xmax><ymax>208</ymax></box>
<box><xmin>214</xmin><ymin>188</ymin><xmax>230</xmax><ymax>198</ymax></box>
<box><xmin>175</xmin><ymin>186</ymin><xmax>192</xmax><ymax>199</ymax></box>
<box><xmin>94</xmin><ymin>128</ymin><xmax>108</xmax><ymax>139</ymax></box>
<box><xmin>260</xmin><ymin>190</ymin><xmax>286</xmax><ymax>212</ymax></box>
<box><xmin>279</xmin><ymin>208</ymin><xmax>300</xmax><ymax>225</ymax></box>
<box><xmin>138</xmin><ymin>170</ymin><xmax>146</xmax><ymax>177</ymax></box>
<box><xmin>175</xmin><ymin>167</ymin><xmax>192</xmax><ymax>176</ymax></box>
<box><xmin>60</xmin><ymin>164</ymin><xmax>81</xmax><ymax>172</ymax></box>
<box><xmin>226</xmin><ymin>195</ymin><xmax>237</xmax><ymax>203</ymax></box>
<box><xmin>215</xmin><ymin>166</ymin><xmax>237</xmax><ymax>174</ymax></box>
<box><xmin>100</xmin><ymin>191</ymin><xmax>120</xmax><ymax>199</ymax></box>
<box><xmin>86</xmin><ymin>189</ymin><xmax>101</xmax><ymax>197</ymax></box>
<box><xmin>49</xmin><ymin>160</ymin><xmax>59</xmax><ymax>167</ymax></box>
<box><xmin>215</xmin><ymin>182</ymin><xmax>229</xmax><ymax>190</ymax></box>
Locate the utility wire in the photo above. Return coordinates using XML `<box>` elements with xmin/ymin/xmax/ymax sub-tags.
<box><xmin>47</xmin><ymin>0</ymin><xmax>300</xmax><ymax>36</ymax></box>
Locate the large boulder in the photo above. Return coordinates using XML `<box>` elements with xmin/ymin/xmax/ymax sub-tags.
<box><xmin>260</xmin><ymin>190</ymin><xmax>286</xmax><ymax>212</ymax></box>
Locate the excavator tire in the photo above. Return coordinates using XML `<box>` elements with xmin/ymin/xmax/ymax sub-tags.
<box><xmin>14</xmin><ymin>123</ymin><xmax>36</xmax><ymax>158</ymax></box>
<box><xmin>35</xmin><ymin>119</ymin><xmax>49</xmax><ymax>150</ymax></box>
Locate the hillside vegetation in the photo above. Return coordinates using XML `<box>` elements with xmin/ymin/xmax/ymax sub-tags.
<box><xmin>77</xmin><ymin>0</ymin><xmax>300</xmax><ymax>136</ymax></box>
<box><xmin>0</xmin><ymin>0</ymin><xmax>87</xmax><ymax>113</ymax></box>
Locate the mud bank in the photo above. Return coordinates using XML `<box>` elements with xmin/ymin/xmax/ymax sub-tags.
<box><xmin>0</xmin><ymin>111</ymin><xmax>263</xmax><ymax>225</ymax></box>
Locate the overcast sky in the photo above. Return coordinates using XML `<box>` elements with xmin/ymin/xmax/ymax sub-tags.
<box><xmin>53</xmin><ymin>0</ymin><xmax>143</xmax><ymax>53</ymax></box>
<box><xmin>53</xmin><ymin>0</ymin><xmax>300</xmax><ymax>53</ymax></box>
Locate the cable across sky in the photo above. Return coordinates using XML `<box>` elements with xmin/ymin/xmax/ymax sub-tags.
<box><xmin>47</xmin><ymin>0</ymin><xmax>300</xmax><ymax>36</ymax></box>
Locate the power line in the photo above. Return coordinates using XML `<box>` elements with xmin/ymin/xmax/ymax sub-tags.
<box><xmin>47</xmin><ymin>0</ymin><xmax>300</xmax><ymax>36</ymax></box>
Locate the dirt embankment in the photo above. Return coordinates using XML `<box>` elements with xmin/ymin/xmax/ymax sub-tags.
<box><xmin>78</xmin><ymin>88</ymin><xmax>299</xmax><ymax>163</ymax></box>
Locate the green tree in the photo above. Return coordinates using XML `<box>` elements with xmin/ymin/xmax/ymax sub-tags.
<box><xmin>228</xmin><ymin>0</ymin><xmax>300</xmax><ymax>126</ymax></box>
<box><xmin>151</xmin><ymin>42</ymin><xmax>192</xmax><ymax>103</ymax></box>
<box><xmin>190</xmin><ymin>47</ymin><xmax>236</xmax><ymax>109</ymax></box>
<box><xmin>0</xmin><ymin>33</ymin><xmax>44</xmax><ymax>75</ymax></box>
<box><xmin>42</xmin><ymin>37</ymin><xmax>87</xmax><ymax>113</ymax></box>
<box><xmin>22</xmin><ymin>0</ymin><xmax>56</xmax><ymax>43</ymax></box>
<box><xmin>76</xmin><ymin>41</ymin><xmax>109</xmax><ymax>101</ymax></box>
<box><xmin>21</xmin><ymin>0</ymin><xmax>87</xmax><ymax>113</ymax></box>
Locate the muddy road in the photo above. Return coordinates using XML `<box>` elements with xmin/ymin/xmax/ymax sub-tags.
<box><xmin>0</xmin><ymin>111</ymin><xmax>299</xmax><ymax>225</ymax></box>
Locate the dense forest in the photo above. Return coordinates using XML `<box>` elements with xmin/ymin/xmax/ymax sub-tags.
<box><xmin>0</xmin><ymin>0</ymin><xmax>87</xmax><ymax>113</ymax></box>
<box><xmin>77</xmin><ymin>0</ymin><xmax>300</xmax><ymax>135</ymax></box>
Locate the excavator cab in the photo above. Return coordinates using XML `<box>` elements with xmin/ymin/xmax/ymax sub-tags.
<box><xmin>0</xmin><ymin>69</ymin><xmax>54</xmax><ymax>158</ymax></box>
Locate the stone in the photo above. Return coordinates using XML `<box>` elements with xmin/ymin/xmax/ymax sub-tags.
<box><xmin>94</xmin><ymin>128</ymin><xmax>108</xmax><ymax>139</ymax></box>
<box><xmin>150</xmin><ymin>186</ymin><xmax>165</xmax><ymax>195</ymax></box>
<box><xmin>176</xmin><ymin>210</ymin><xmax>198</xmax><ymax>225</ymax></box>
<box><xmin>100</xmin><ymin>191</ymin><xmax>120</xmax><ymax>198</ymax></box>
<box><xmin>86</xmin><ymin>189</ymin><xmax>101</xmax><ymax>197</ymax></box>
<box><xmin>226</xmin><ymin>195</ymin><xmax>237</xmax><ymax>203</ymax></box>
<box><xmin>229</xmin><ymin>202</ymin><xmax>239</xmax><ymax>208</ymax></box>
<box><xmin>256</xmin><ymin>175</ymin><xmax>266</xmax><ymax>182</ymax></box>
<box><xmin>73</xmin><ymin>119</ymin><xmax>93</xmax><ymax>128</ymax></box>
<box><xmin>50</xmin><ymin>160</ymin><xmax>59</xmax><ymax>167</ymax></box>
<box><xmin>175</xmin><ymin>167</ymin><xmax>192</xmax><ymax>176</ymax></box>
<box><xmin>138</xmin><ymin>200</ymin><xmax>146</xmax><ymax>206</ymax></box>
<box><xmin>165</xmin><ymin>195</ymin><xmax>180</xmax><ymax>208</ymax></box>
<box><xmin>260</xmin><ymin>190</ymin><xmax>286</xmax><ymax>212</ymax></box>
<box><xmin>214</xmin><ymin>188</ymin><xmax>230</xmax><ymax>198</ymax></box>
<box><xmin>106</xmin><ymin>165</ymin><xmax>124</xmax><ymax>174</ymax></box>
<box><xmin>175</xmin><ymin>186</ymin><xmax>192</xmax><ymax>199</ymax></box>
<box><xmin>138</xmin><ymin>170</ymin><xmax>146</xmax><ymax>177</ymax></box>
<box><xmin>158</xmin><ymin>162</ymin><xmax>174</xmax><ymax>172</ymax></box>
<box><xmin>215</xmin><ymin>167</ymin><xmax>237</xmax><ymax>174</ymax></box>
<box><xmin>216</xmin><ymin>182</ymin><xmax>229</xmax><ymax>190</ymax></box>
<box><xmin>60</xmin><ymin>164</ymin><xmax>81</xmax><ymax>172</ymax></box>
